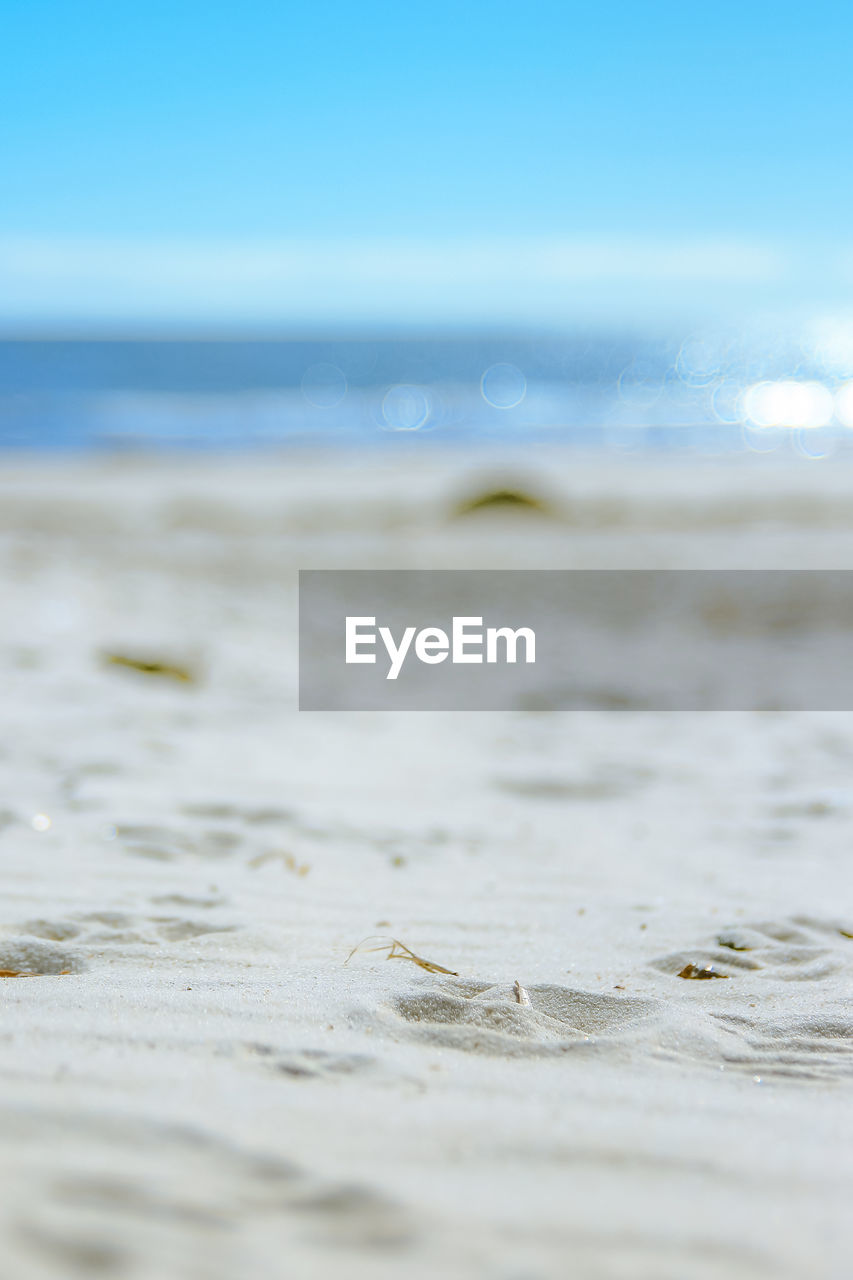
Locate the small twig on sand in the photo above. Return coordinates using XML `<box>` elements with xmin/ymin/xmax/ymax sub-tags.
<box><xmin>345</xmin><ymin>936</ymin><xmax>458</xmax><ymax>976</ymax></box>
<box><xmin>513</xmin><ymin>980</ymin><xmax>531</xmax><ymax>1005</ymax></box>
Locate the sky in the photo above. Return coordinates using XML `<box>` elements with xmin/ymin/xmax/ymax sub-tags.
<box><xmin>2</xmin><ymin>0</ymin><xmax>852</xmax><ymax>329</ymax></box>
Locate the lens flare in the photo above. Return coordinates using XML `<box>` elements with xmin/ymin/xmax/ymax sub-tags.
<box><xmin>675</xmin><ymin>335</ymin><xmax>725</xmax><ymax>387</ymax></box>
<box><xmin>381</xmin><ymin>385</ymin><xmax>431</xmax><ymax>431</ymax></box>
<box><xmin>742</xmin><ymin>380</ymin><xmax>833</xmax><ymax>429</ymax></box>
<box><xmin>480</xmin><ymin>363</ymin><xmax>526</xmax><ymax>409</ymax></box>
<box><xmin>301</xmin><ymin>363</ymin><xmax>347</xmax><ymax>409</ymax></box>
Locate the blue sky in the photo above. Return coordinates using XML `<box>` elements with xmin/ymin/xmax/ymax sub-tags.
<box><xmin>2</xmin><ymin>1</ymin><xmax>852</xmax><ymax>327</ymax></box>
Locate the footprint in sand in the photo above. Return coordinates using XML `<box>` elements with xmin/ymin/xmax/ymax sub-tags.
<box><xmin>494</xmin><ymin>763</ymin><xmax>651</xmax><ymax>803</ymax></box>
<box><xmin>378</xmin><ymin>978</ymin><xmax>661</xmax><ymax>1057</ymax></box>
<box><xmin>362</xmin><ymin>920</ymin><xmax>853</xmax><ymax>1082</ymax></box>
<box><xmin>708</xmin><ymin>1010</ymin><xmax>853</xmax><ymax>1083</ymax></box>
<box><xmin>3</xmin><ymin>1105</ymin><xmax>413</xmax><ymax>1277</ymax></box>
<box><xmin>245</xmin><ymin>1043</ymin><xmax>377</xmax><ymax>1080</ymax></box>
<box><xmin>2</xmin><ymin>908</ymin><xmax>239</xmax><ymax>965</ymax></box>
<box><xmin>651</xmin><ymin>915</ymin><xmax>853</xmax><ymax>983</ymax></box>
<box><xmin>115</xmin><ymin>803</ymin><xmax>300</xmax><ymax>865</ymax></box>
<box><xmin>650</xmin><ymin>916</ymin><xmax>853</xmax><ymax>1082</ymax></box>
<box><xmin>0</xmin><ymin>937</ymin><xmax>84</xmax><ymax>976</ymax></box>
<box><xmin>115</xmin><ymin>822</ymin><xmax>247</xmax><ymax>862</ymax></box>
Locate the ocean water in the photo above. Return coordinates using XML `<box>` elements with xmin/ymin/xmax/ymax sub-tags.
<box><xmin>0</xmin><ymin>334</ymin><xmax>850</xmax><ymax>454</ymax></box>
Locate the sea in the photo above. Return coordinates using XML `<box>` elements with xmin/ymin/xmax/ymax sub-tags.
<box><xmin>0</xmin><ymin>331</ymin><xmax>848</xmax><ymax>455</ymax></box>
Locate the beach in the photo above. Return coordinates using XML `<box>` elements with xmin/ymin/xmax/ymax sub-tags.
<box><xmin>2</xmin><ymin>450</ymin><xmax>852</xmax><ymax>1280</ymax></box>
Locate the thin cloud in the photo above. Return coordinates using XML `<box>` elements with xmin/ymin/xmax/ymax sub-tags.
<box><xmin>0</xmin><ymin>235</ymin><xmax>793</xmax><ymax>327</ymax></box>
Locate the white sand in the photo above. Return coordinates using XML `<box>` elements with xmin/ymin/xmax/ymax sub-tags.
<box><xmin>1</xmin><ymin>451</ymin><xmax>852</xmax><ymax>1280</ymax></box>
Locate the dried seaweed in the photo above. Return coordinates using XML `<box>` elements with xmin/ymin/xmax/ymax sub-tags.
<box><xmin>678</xmin><ymin>962</ymin><xmax>728</xmax><ymax>980</ymax></box>
<box><xmin>452</xmin><ymin>487</ymin><xmax>552</xmax><ymax>518</ymax></box>
<box><xmin>0</xmin><ymin>969</ymin><xmax>71</xmax><ymax>977</ymax></box>
<box><xmin>248</xmin><ymin>850</ymin><xmax>310</xmax><ymax>876</ymax></box>
<box><xmin>102</xmin><ymin>652</ymin><xmax>196</xmax><ymax>683</ymax></box>
<box><xmin>345</xmin><ymin>936</ymin><xmax>458</xmax><ymax>976</ymax></box>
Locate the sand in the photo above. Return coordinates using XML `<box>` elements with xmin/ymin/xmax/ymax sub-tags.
<box><xmin>1</xmin><ymin>450</ymin><xmax>852</xmax><ymax>1280</ymax></box>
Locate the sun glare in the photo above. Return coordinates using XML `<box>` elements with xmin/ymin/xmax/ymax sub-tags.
<box><xmin>742</xmin><ymin>380</ymin><xmax>834</xmax><ymax>429</ymax></box>
<box><xmin>833</xmin><ymin>382</ymin><xmax>853</xmax><ymax>429</ymax></box>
